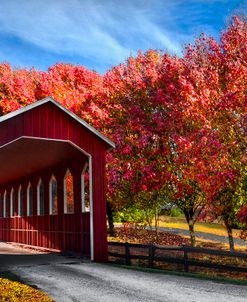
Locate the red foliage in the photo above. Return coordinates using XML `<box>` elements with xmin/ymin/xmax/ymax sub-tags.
<box><xmin>238</xmin><ymin>206</ymin><xmax>247</xmax><ymax>224</ymax></box>
<box><xmin>0</xmin><ymin>15</ymin><xmax>246</xmax><ymax>227</ymax></box>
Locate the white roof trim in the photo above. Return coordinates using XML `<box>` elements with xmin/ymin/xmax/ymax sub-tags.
<box><xmin>0</xmin><ymin>96</ymin><xmax>115</xmax><ymax>149</ymax></box>
<box><xmin>0</xmin><ymin>136</ymin><xmax>91</xmax><ymax>158</ymax></box>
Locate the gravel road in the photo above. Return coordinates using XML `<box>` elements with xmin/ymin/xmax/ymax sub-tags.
<box><xmin>0</xmin><ymin>242</ymin><xmax>246</xmax><ymax>302</ymax></box>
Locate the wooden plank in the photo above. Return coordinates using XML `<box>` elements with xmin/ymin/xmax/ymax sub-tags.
<box><xmin>108</xmin><ymin>241</ymin><xmax>127</xmax><ymax>247</ymax></box>
<box><xmin>148</xmin><ymin>244</ymin><xmax>155</xmax><ymax>268</ymax></box>
<box><xmin>186</xmin><ymin>259</ymin><xmax>247</xmax><ymax>273</ymax></box>
<box><xmin>183</xmin><ymin>246</ymin><xmax>247</xmax><ymax>258</ymax></box>
<box><xmin>125</xmin><ymin>242</ymin><xmax>131</xmax><ymax>265</ymax></box>
<box><xmin>109</xmin><ymin>241</ymin><xmax>149</xmax><ymax>249</ymax></box>
<box><xmin>108</xmin><ymin>252</ymin><xmax>126</xmax><ymax>258</ymax></box>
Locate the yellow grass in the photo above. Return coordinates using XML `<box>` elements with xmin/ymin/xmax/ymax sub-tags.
<box><xmin>158</xmin><ymin>216</ymin><xmax>242</xmax><ymax>238</ymax></box>
<box><xmin>195</xmin><ymin>237</ymin><xmax>247</xmax><ymax>252</ymax></box>
<box><xmin>0</xmin><ymin>278</ymin><xmax>53</xmax><ymax>302</ymax></box>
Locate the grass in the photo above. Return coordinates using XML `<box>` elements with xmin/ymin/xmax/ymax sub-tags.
<box><xmin>0</xmin><ymin>272</ymin><xmax>53</xmax><ymax>302</ymax></box>
<box><xmin>189</xmin><ymin>237</ymin><xmax>246</xmax><ymax>252</ymax></box>
<box><xmin>158</xmin><ymin>216</ymin><xmax>242</xmax><ymax>238</ymax></box>
<box><xmin>107</xmin><ymin>263</ymin><xmax>247</xmax><ymax>286</ymax></box>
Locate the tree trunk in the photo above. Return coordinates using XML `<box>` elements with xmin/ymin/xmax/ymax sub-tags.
<box><xmin>225</xmin><ymin>222</ymin><xmax>235</xmax><ymax>251</ymax></box>
<box><xmin>188</xmin><ymin>220</ymin><xmax>196</xmax><ymax>247</ymax></box>
<box><xmin>107</xmin><ymin>202</ymin><xmax>115</xmax><ymax>236</ymax></box>
<box><xmin>154</xmin><ymin>207</ymin><xmax>159</xmax><ymax>240</ymax></box>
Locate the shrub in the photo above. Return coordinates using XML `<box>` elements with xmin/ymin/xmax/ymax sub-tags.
<box><xmin>169</xmin><ymin>207</ymin><xmax>184</xmax><ymax>217</ymax></box>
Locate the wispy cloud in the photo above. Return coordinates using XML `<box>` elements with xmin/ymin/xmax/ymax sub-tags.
<box><xmin>0</xmin><ymin>0</ymin><xmax>243</xmax><ymax>72</ymax></box>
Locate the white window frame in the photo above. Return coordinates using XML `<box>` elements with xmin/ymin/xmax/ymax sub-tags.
<box><xmin>3</xmin><ymin>190</ymin><xmax>7</xmax><ymax>218</ymax></box>
<box><xmin>10</xmin><ymin>188</ymin><xmax>14</xmax><ymax>217</ymax></box>
<box><xmin>18</xmin><ymin>185</ymin><xmax>23</xmax><ymax>216</ymax></box>
<box><xmin>49</xmin><ymin>174</ymin><xmax>57</xmax><ymax>215</ymax></box>
<box><xmin>81</xmin><ymin>163</ymin><xmax>89</xmax><ymax>213</ymax></box>
<box><xmin>0</xmin><ymin>193</ymin><xmax>2</xmax><ymax>217</ymax></box>
<box><xmin>64</xmin><ymin>169</ymin><xmax>74</xmax><ymax>214</ymax></box>
<box><xmin>37</xmin><ymin>178</ymin><xmax>44</xmax><ymax>216</ymax></box>
<box><xmin>27</xmin><ymin>182</ymin><xmax>32</xmax><ymax>216</ymax></box>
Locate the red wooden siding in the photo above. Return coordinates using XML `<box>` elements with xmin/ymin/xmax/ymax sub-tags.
<box><xmin>0</xmin><ymin>99</ymin><xmax>112</xmax><ymax>261</ymax></box>
<box><xmin>0</xmin><ymin>158</ymin><xmax>90</xmax><ymax>256</ymax></box>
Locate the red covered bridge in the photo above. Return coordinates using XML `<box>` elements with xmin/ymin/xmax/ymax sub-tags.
<box><xmin>0</xmin><ymin>96</ymin><xmax>115</xmax><ymax>262</ymax></box>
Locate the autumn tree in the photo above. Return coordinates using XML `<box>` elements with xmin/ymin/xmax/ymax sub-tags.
<box><xmin>178</xmin><ymin>15</ymin><xmax>247</xmax><ymax>250</ymax></box>
<box><xmin>0</xmin><ymin>15</ymin><xmax>246</xmax><ymax>248</ymax></box>
<box><xmin>104</xmin><ymin>50</ymin><xmax>171</xmax><ymax>229</ymax></box>
<box><xmin>238</xmin><ymin>205</ymin><xmax>247</xmax><ymax>240</ymax></box>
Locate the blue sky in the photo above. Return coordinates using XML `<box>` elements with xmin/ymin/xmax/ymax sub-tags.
<box><xmin>0</xmin><ymin>0</ymin><xmax>246</xmax><ymax>73</ymax></box>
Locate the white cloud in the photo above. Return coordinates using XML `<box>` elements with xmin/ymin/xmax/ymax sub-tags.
<box><xmin>0</xmin><ymin>0</ymin><xmax>191</xmax><ymax>68</ymax></box>
<box><xmin>0</xmin><ymin>1</ymin><xmax>129</xmax><ymax>63</ymax></box>
<box><xmin>0</xmin><ymin>0</ymin><xmax>235</xmax><ymax>71</ymax></box>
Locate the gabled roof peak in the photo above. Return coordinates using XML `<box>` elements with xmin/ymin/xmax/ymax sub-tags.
<box><xmin>0</xmin><ymin>96</ymin><xmax>115</xmax><ymax>149</ymax></box>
